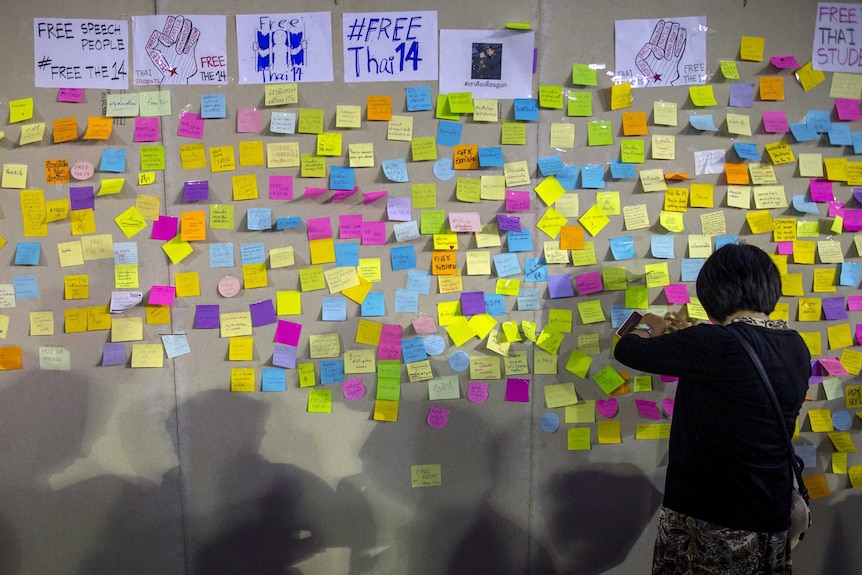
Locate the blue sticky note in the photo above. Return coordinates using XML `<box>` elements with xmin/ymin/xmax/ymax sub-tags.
<box><xmin>852</xmin><ymin>132</ymin><xmax>862</xmax><ymax>154</ymax></box>
<box><xmin>247</xmin><ymin>208</ymin><xmax>272</xmax><ymax>231</ymax></box>
<box><xmin>728</xmin><ymin>83</ymin><xmax>755</xmax><ymax>108</ymax></box>
<box><xmin>406</xmin><ymin>85</ymin><xmax>433</xmax><ymax>111</ymax></box>
<box><xmin>200</xmin><ymin>94</ymin><xmax>227</xmax><ymax>119</ymax></box>
<box><xmin>733</xmin><ymin>142</ymin><xmax>761</xmax><ymax>160</ymax></box>
<box><xmin>611</xmin><ymin>304</ymin><xmax>635</xmax><ymax>328</ymax></box>
<box><xmin>681</xmin><ymin>258</ymin><xmax>706</xmax><ymax>282</ymax></box>
<box><xmin>610</xmin><ymin>160</ymin><xmax>637</xmax><ymax>179</ymax></box>
<box><xmin>361</xmin><ymin>292</ymin><xmax>386</xmax><ymax>316</ymax></box>
<box><xmin>828</xmin><ymin>122</ymin><xmax>852</xmax><ymax>146</ymax></box>
<box><xmin>537</xmin><ymin>155</ymin><xmax>564</xmax><ymax>176</ymax></box>
<box><xmin>272</xmin><ymin>344</ymin><xmax>297</xmax><ymax>368</ymax></box>
<box><xmin>547</xmin><ymin>274</ymin><xmax>574</xmax><ymax>298</ymax></box>
<box><xmin>322</xmin><ymin>297</ymin><xmax>348</xmax><ymax>321</ymax></box>
<box><xmin>478</xmin><ymin>147</ymin><xmax>504</xmax><ymax>167</ymax></box>
<box><xmin>330</xmin><ymin>166</ymin><xmax>356</xmax><ymax>190</ymax></box>
<box><xmin>689</xmin><ymin>114</ymin><xmax>719</xmax><ymax>131</ymax></box>
<box><xmin>651</xmin><ymin>235</ymin><xmax>675</xmax><ymax>259</ymax></box>
<box><xmin>401</xmin><ymin>337</ymin><xmax>428</xmax><ymax>363</ymax></box>
<box><xmin>494</xmin><ymin>252</ymin><xmax>521</xmax><ymax>277</ymax></box>
<box><xmin>390</xmin><ymin>245</ymin><xmax>416</xmax><ymax>271</ymax></box>
<box><xmin>807</xmin><ymin>110</ymin><xmax>832</xmax><ymax>133</ymax></box>
<box><xmin>406</xmin><ymin>269</ymin><xmax>431</xmax><ymax>295</ymax></box>
<box><xmin>484</xmin><ymin>293</ymin><xmax>506</xmax><ymax>316</ymax></box>
<box><xmin>335</xmin><ymin>242</ymin><xmax>360</xmax><ymax>267</ymax></box>
<box><xmin>789</xmin><ymin>122</ymin><xmax>819</xmax><ymax>143</ymax></box>
<box><xmin>13</xmin><ymin>274</ymin><xmax>39</xmax><ymax>299</ymax></box>
<box><xmin>517</xmin><ymin>287</ymin><xmax>541</xmax><ymax>310</ymax></box>
<box><xmin>794</xmin><ymin>444</ymin><xmax>817</xmax><ymax>469</ymax></box>
<box><xmin>14</xmin><ymin>242</ymin><xmax>41</xmax><ymax>265</ymax></box>
<box><xmin>840</xmin><ymin>262</ymin><xmax>861</xmax><ymax>287</ymax></box>
<box><xmin>524</xmin><ymin>257</ymin><xmax>548</xmax><ymax>282</ymax></box>
<box><xmin>394</xmin><ymin>288</ymin><xmax>420</xmax><ymax>313</ymax></box>
<box><xmin>792</xmin><ymin>194</ymin><xmax>821</xmax><ymax>214</ymax></box>
<box><xmin>261</xmin><ymin>367</ymin><xmax>287</xmax><ymax>392</ymax></box>
<box><xmin>714</xmin><ymin>235</ymin><xmax>739</xmax><ymax>250</ymax></box>
<box><xmin>320</xmin><ymin>359</ymin><xmax>345</xmax><ymax>384</ymax></box>
<box><xmin>507</xmin><ymin>230</ymin><xmax>533</xmax><ymax>252</ymax></box>
<box><xmin>382</xmin><ymin>158</ymin><xmax>409</xmax><ymax>182</ymax></box>
<box><xmin>100</xmin><ymin>148</ymin><xmax>126</xmax><ymax>173</ymax></box>
<box><xmin>610</xmin><ymin>236</ymin><xmax>636</xmax><ymax>260</ymax></box>
<box><xmin>433</xmin><ymin>158</ymin><xmax>455</xmax><ymax>181</ymax></box>
<box><xmin>555</xmin><ymin>164</ymin><xmax>579</xmax><ymax>189</ymax></box>
<box><xmin>240</xmin><ymin>242</ymin><xmax>265</xmax><ymax>265</ymax></box>
<box><xmin>581</xmin><ymin>163</ymin><xmax>605</xmax><ymax>189</ymax></box>
<box><xmin>210</xmin><ymin>243</ymin><xmax>234</xmax><ymax>268</ymax></box>
<box><xmin>513</xmin><ymin>98</ymin><xmax>539</xmax><ymax>121</ymax></box>
<box><xmin>436</xmin><ymin>120</ymin><xmax>463</xmax><ymax>147</ymax></box>
<box><xmin>113</xmin><ymin>242</ymin><xmax>138</xmax><ymax>265</ymax></box>
<box><xmin>276</xmin><ymin>216</ymin><xmax>302</xmax><ymax>230</ymax></box>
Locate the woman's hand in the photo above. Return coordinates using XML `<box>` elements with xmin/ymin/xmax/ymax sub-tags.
<box><xmin>664</xmin><ymin>311</ymin><xmax>699</xmax><ymax>332</ymax></box>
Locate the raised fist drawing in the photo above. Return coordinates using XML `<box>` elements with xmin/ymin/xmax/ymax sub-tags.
<box><xmin>146</xmin><ymin>15</ymin><xmax>200</xmax><ymax>85</ymax></box>
<box><xmin>635</xmin><ymin>20</ymin><xmax>687</xmax><ymax>87</ymax></box>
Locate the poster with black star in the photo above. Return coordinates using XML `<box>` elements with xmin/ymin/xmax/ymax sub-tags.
<box><xmin>614</xmin><ymin>16</ymin><xmax>707</xmax><ymax>88</ymax></box>
<box><xmin>132</xmin><ymin>15</ymin><xmax>227</xmax><ymax>86</ymax></box>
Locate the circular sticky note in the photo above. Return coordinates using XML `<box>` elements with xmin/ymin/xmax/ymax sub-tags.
<box><xmin>71</xmin><ymin>162</ymin><xmax>94</xmax><ymax>180</ymax></box>
<box><xmin>449</xmin><ymin>350</ymin><xmax>470</xmax><ymax>372</ymax></box>
<box><xmin>424</xmin><ymin>335</ymin><xmax>446</xmax><ymax>356</ymax></box>
<box><xmin>540</xmin><ymin>412</ymin><xmax>560</xmax><ymax>433</ymax></box>
<box><xmin>217</xmin><ymin>276</ymin><xmax>241</xmax><ymax>298</ymax></box>
<box><xmin>433</xmin><ymin>158</ymin><xmax>455</xmax><ymax>181</ymax></box>
<box><xmin>833</xmin><ymin>410</ymin><xmax>853</xmax><ymax>431</ymax></box>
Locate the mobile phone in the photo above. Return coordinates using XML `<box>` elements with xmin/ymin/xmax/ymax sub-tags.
<box><xmin>615</xmin><ymin>311</ymin><xmax>643</xmax><ymax>337</ymax></box>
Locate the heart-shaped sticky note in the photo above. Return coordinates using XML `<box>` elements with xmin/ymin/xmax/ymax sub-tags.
<box><xmin>661</xmin><ymin>397</ymin><xmax>675</xmax><ymax>419</ymax></box>
<box><xmin>596</xmin><ymin>397</ymin><xmax>619</xmax><ymax>418</ymax></box>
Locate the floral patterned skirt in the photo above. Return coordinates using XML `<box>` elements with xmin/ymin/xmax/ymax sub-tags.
<box><xmin>653</xmin><ymin>506</ymin><xmax>791</xmax><ymax>574</ymax></box>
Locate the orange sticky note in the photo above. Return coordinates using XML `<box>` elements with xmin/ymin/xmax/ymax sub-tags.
<box><xmin>367</xmin><ymin>96</ymin><xmax>392</xmax><ymax>121</ymax></box>
<box><xmin>559</xmin><ymin>225</ymin><xmax>585</xmax><ymax>250</ymax></box>
<box><xmin>453</xmin><ymin>145</ymin><xmax>479</xmax><ymax>170</ymax></box>
<box><xmin>180</xmin><ymin>210</ymin><xmax>207</xmax><ymax>241</ymax></box>
<box><xmin>83</xmin><ymin>116</ymin><xmax>113</xmax><ymax>140</ymax></box>
<box><xmin>53</xmin><ymin>117</ymin><xmax>78</xmax><ymax>144</ymax></box>
<box><xmin>44</xmin><ymin>159</ymin><xmax>70</xmax><ymax>185</ymax></box>
<box><xmin>621</xmin><ymin>111</ymin><xmax>648</xmax><ymax>136</ymax></box>
<box><xmin>431</xmin><ymin>251</ymin><xmax>458</xmax><ymax>275</ymax></box>
<box><xmin>725</xmin><ymin>162</ymin><xmax>750</xmax><ymax>185</ymax></box>
<box><xmin>760</xmin><ymin>77</ymin><xmax>785</xmax><ymax>101</ymax></box>
<box><xmin>0</xmin><ymin>346</ymin><xmax>23</xmax><ymax>370</ymax></box>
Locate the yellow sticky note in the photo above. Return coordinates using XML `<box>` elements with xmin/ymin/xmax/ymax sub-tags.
<box><xmin>174</xmin><ymin>271</ymin><xmax>200</xmax><ymax>298</ymax></box>
<box><xmin>808</xmin><ymin>408</ymin><xmax>834</xmax><ymax>432</ymax></box>
<box><xmin>264</xmin><ymin>83</ymin><xmax>298</xmax><ymax>106</ymax></box>
<box><xmin>179</xmin><ymin>143</ymin><xmax>207</xmax><ymax>170</ymax></box>
<box><xmin>740</xmin><ymin>35</ymin><xmax>765</xmax><ymax>61</ymax></box>
<box><xmin>501</xmin><ymin>121</ymin><xmax>527</xmax><ymax>145</ymax></box>
<box><xmin>308</xmin><ymin>389</ymin><xmax>333</xmax><ymax>413</ymax></box>
<box><xmin>266</xmin><ymin>142</ymin><xmax>300</xmax><ymax>168</ymax></box>
<box><xmin>720</xmin><ymin>60</ymin><xmax>741</xmax><ymax>79</ymax></box>
<box><xmin>645</xmin><ymin>263</ymin><xmax>671</xmax><ymax>288</ymax></box>
<box><xmin>276</xmin><ymin>290</ymin><xmax>301</xmax><ymax>315</ymax></box>
<box><xmin>336</xmin><ymin>104</ymin><xmax>362</xmax><ymax>128</ymax></box>
<box><xmin>796</xmin><ymin>61</ymin><xmax>826</xmax><ymax>92</ymax></box>
<box><xmin>3</xmin><ymin>163</ymin><xmax>28</xmax><ymax>189</ymax></box>
<box><xmin>726</xmin><ymin>113</ymin><xmax>752</xmax><ymax>136</ymax></box>
<box><xmin>299</xmin><ymin>266</ymin><xmax>326</xmax><ymax>292</ymax></box>
<box><xmin>610</xmin><ymin>82</ymin><xmax>633</xmax><ymax>110</ymax></box>
<box><xmin>161</xmin><ymin>236</ymin><xmax>193</xmax><ymax>265</ymax></box>
<box><xmin>9</xmin><ymin>98</ymin><xmax>34</xmax><ymax>123</ymax></box>
<box><xmin>597</xmin><ymin>420</ymin><xmax>622</xmax><ymax>444</ymax></box>
<box><xmin>229</xmin><ymin>336</ymin><xmax>255</xmax><ymax>361</ymax></box>
<box><xmin>746</xmin><ymin>210</ymin><xmax>774</xmax><ymax>234</ymax></box>
<box><xmin>689</xmin><ymin>85</ymin><xmax>718</xmax><ymax>106</ymax></box>
<box><xmin>19</xmin><ymin>123</ymin><xmax>46</xmax><ymax>145</ymax></box>
<box><xmin>30</xmin><ymin>311</ymin><xmax>54</xmax><ymax>336</ymax></box>
<box><xmin>579</xmin><ymin>204</ymin><xmax>610</xmax><ymax>236</ymax></box>
<box><xmin>220</xmin><ymin>311</ymin><xmax>253</xmax><ymax>339</ymax></box>
<box><xmin>349</xmin><ymin>142</ymin><xmax>376</xmax><ymax>167</ymax></box>
<box><xmin>242</xmin><ymin>263</ymin><xmax>268</xmax><ymax>289</ymax></box>
<box><xmin>410</xmin><ymin>463</ymin><xmax>441</xmax><ymax>486</ymax></box>
<box><xmin>544</xmin><ymin>382</ymin><xmax>578</xmax><ymax>408</ymax></box>
<box><xmin>640</xmin><ymin>168</ymin><xmax>667</xmax><ymax>192</ymax></box>
<box><xmin>689</xmin><ymin>183</ymin><xmax>714</xmax><ymax>208</ymax></box>
<box><xmin>131</xmin><ymin>344</ymin><xmax>164</xmax><ymax>368</ymax></box>
<box><xmin>550</xmin><ymin>123</ymin><xmax>575</xmax><ymax>148</ymax></box>
<box><xmin>138</xmin><ymin>172</ymin><xmax>156</xmax><ymax>186</ymax></box>
<box><xmin>577</xmin><ymin>300</ymin><xmax>605</xmax><ymax>324</ymax></box>
<box><xmin>653</xmin><ymin>101</ymin><xmax>678</xmax><ymax>126</ymax></box>
<box><xmin>824</xmin><ymin>157</ymin><xmax>848</xmax><ymax>181</ymax></box>
<box><xmin>64</xmin><ymin>274</ymin><xmax>89</xmax><ymax>300</ymax></box>
<box><xmin>97</xmin><ymin>178</ymin><xmax>125</xmax><ymax>196</ymax></box>
<box><xmin>651</xmin><ymin>135</ymin><xmax>675</xmax><ymax>160</ymax></box>
<box><xmin>798</xmin><ymin>153</ymin><xmax>823</xmax><ymax>178</ymax></box>
<box><xmin>232</xmin><ymin>173</ymin><xmax>258</xmax><ymax>201</ymax></box>
<box><xmin>209</xmin><ymin>145</ymin><xmax>236</xmax><ymax>172</ymax></box>
<box><xmin>228</xmin><ymin>368</ymin><xmax>256</xmax><ymax>392</ymax></box>
<box><xmin>114</xmin><ymin>206</ymin><xmax>147</xmax><ymax>239</ymax></box>
<box><xmin>238</xmin><ymin>140</ymin><xmax>265</xmax><ymax>167</ymax></box>
<box><xmin>316</xmin><ymin>132</ymin><xmax>343</xmax><ymax>155</ymax></box>
<box><xmin>298</xmin><ymin>108</ymin><xmax>326</xmax><ymax>133</ymax></box>
<box><xmin>111</xmin><ymin>317</ymin><xmax>143</xmax><ymax>342</ymax></box>
<box><xmin>504</xmin><ymin>160</ymin><xmax>531</xmax><ymax>187</ymax></box>
<box><xmin>473</xmin><ymin>99</ymin><xmax>499</xmax><ymax>122</ymax></box>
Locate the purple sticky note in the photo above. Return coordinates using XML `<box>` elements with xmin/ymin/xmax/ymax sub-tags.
<box><xmin>835</xmin><ymin>98</ymin><xmax>862</xmax><ymax>121</ymax></box>
<box><xmin>762</xmin><ymin>110</ymin><xmax>789</xmax><ymax>133</ymax></box>
<box><xmin>362</xmin><ymin>221</ymin><xmax>387</xmax><ymax>245</ymax></box>
<box><xmin>237</xmin><ymin>108</ymin><xmax>263</xmax><ymax>133</ymax></box>
<box><xmin>178</xmin><ymin>112</ymin><xmax>204</xmax><ymax>138</ymax></box>
<box><xmin>339</xmin><ymin>214</ymin><xmax>363</xmax><ymax>239</ymax></box>
<box><xmin>387</xmin><ymin>197</ymin><xmax>412</xmax><ymax>221</ymax></box>
<box><xmin>664</xmin><ymin>284</ymin><xmax>691</xmax><ymax>304</ymax></box>
<box><xmin>304</xmin><ymin>187</ymin><xmax>327</xmax><ymax>198</ymax></box>
<box><xmin>184</xmin><ymin>180</ymin><xmax>209</xmax><ymax>202</ymax></box>
<box><xmin>272</xmin><ymin>344</ymin><xmax>298</xmax><ymax>368</ymax></box>
<box><xmin>149</xmin><ymin>285</ymin><xmax>176</xmax><ymax>306</ymax></box>
<box><xmin>810</xmin><ymin>179</ymin><xmax>834</xmax><ymax>202</ymax></box>
<box><xmin>505</xmin><ymin>378</ymin><xmax>530</xmax><ymax>402</ymax></box>
<box><xmin>497</xmin><ymin>214</ymin><xmax>522</xmax><ymax>232</ymax></box>
<box><xmin>274</xmin><ymin>320</ymin><xmax>302</xmax><ymax>346</ymax></box>
<box><xmin>576</xmin><ymin>271</ymin><xmax>603</xmax><ymax>296</ymax></box>
<box><xmin>460</xmin><ymin>292</ymin><xmax>486</xmax><ymax>315</ymax></box>
<box><xmin>269</xmin><ymin>175</ymin><xmax>293</xmax><ymax>200</ymax></box>
<box><xmin>849</xmin><ymin>295</ymin><xmax>862</xmax><ymax>311</ymax></box>
<box><xmin>823</xmin><ymin>297</ymin><xmax>848</xmax><ymax>320</ymax></box>
<box><xmin>548</xmin><ymin>274</ymin><xmax>574</xmax><ymax>298</ymax></box>
<box><xmin>102</xmin><ymin>343</ymin><xmax>126</xmax><ymax>366</ymax></box>
<box><xmin>307</xmin><ymin>217</ymin><xmax>333</xmax><ymax>240</ymax></box>
<box><xmin>770</xmin><ymin>55</ymin><xmax>799</xmax><ymax>69</ymax></box>
<box><xmin>728</xmin><ymin>82</ymin><xmax>755</xmax><ymax>108</ymax></box>
<box><xmin>250</xmin><ymin>299</ymin><xmax>277</xmax><ymax>327</ymax></box>
<box><xmin>635</xmin><ymin>399</ymin><xmax>662</xmax><ymax>420</ymax></box>
<box><xmin>69</xmin><ymin>186</ymin><xmax>95</xmax><ymax>211</ymax></box>
<box><xmin>134</xmin><ymin>117</ymin><xmax>160</xmax><ymax>142</ymax></box>
<box><xmin>152</xmin><ymin>215</ymin><xmax>179</xmax><ymax>240</ymax></box>
<box><xmin>364</xmin><ymin>190</ymin><xmax>388</xmax><ymax>204</ymax></box>
<box><xmin>58</xmin><ymin>88</ymin><xmax>84</xmax><ymax>103</ymax></box>
<box><xmin>195</xmin><ymin>305</ymin><xmax>220</xmax><ymax>329</ymax></box>
<box><xmin>505</xmin><ymin>190</ymin><xmax>531</xmax><ymax>212</ymax></box>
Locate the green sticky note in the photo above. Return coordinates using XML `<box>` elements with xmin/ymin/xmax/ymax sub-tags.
<box><xmin>298</xmin><ymin>108</ymin><xmax>325</xmax><ymax>134</ymax></box>
<box><xmin>587</xmin><ymin>120</ymin><xmax>613</xmax><ymax>146</ymax></box>
<box><xmin>420</xmin><ymin>210</ymin><xmax>447</xmax><ymax>234</ymax></box>
<box><xmin>376</xmin><ymin>376</ymin><xmax>401</xmax><ymax>400</ymax></box>
<box><xmin>436</xmin><ymin>95</ymin><xmax>460</xmax><ymax>120</ymax></box>
<box><xmin>633</xmin><ymin>375</ymin><xmax>653</xmax><ymax>392</ymax></box>
<box><xmin>300</xmin><ymin>154</ymin><xmax>326</xmax><ymax>178</ymax></box>
<box><xmin>447</xmin><ymin>92</ymin><xmax>475</xmax><ymax>114</ymax></box>
<box><xmin>625</xmin><ymin>285</ymin><xmax>649</xmax><ymax>309</ymax></box>
<box><xmin>456</xmin><ymin>177</ymin><xmax>481</xmax><ymax>202</ymax></box>
<box><xmin>377</xmin><ymin>359</ymin><xmax>401</xmax><ymax>380</ymax></box>
<box><xmin>601</xmin><ymin>267</ymin><xmax>628</xmax><ymax>291</ymax></box>
<box><xmin>538</xmin><ymin>85</ymin><xmax>564</xmax><ymax>109</ymax></box>
<box><xmin>572</xmin><ymin>63</ymin><xmax>598</xmax><ymax>86</ymax></box>
<box><xmin>411</xmin><ymin>136</ymin><xmax>437</xmax><ymax>161</ymax></box>
<box><xmin>412</xmin><ymin>183</ymin><xmax>437</xmax><ymax>208</ymax></box>
<box><xmin>719</xmin><ymin>60</ymin><xmax>740</xmax><ymax>80</ymax></box>
<box><xmin>567</xmin><ymin>91</ymin><xmax>593</xmax><ymax>117</ymax></box>
<box><xmin>594</xmin><ymin>365</ymin><xmax>625</xmax><ymax>395</ymax></box>
<box><xmin>567</xmin><ymin>427</ymin><xmax>591</xmax><ymax>450</ymax></box>
<box><xmin>139</xmin><ymin>91</ymin><xmax>172</xmax><ymax>116</ymax></box>
<box><xmin>506</xmin><ymin>22</ymin><xmax>532</xmax><ymax>29</ymax></box>
<box><xmin>501</xmin><ymin>121</ymin><xmax>527</xmax><ymax>145</ymax></box>
<box><xmin>565</xmin><ymin>347</ymin><xmax>592</xmax><ymax>378</ymax></box>
<box><xmin>139</xmin><ymin>145</ymin><xmax>165</xmax><ymax>171</ymax></box>
<box><xmin>620</xmin><ymin>139</ymin><xmax>645</xmax><ymax>164</ymax></box>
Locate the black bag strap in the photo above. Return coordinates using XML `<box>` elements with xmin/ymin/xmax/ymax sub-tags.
<box><xmin>727</xmin><ymin>325</ymin><xmax>808</xmax><ymax>501</ymax></box>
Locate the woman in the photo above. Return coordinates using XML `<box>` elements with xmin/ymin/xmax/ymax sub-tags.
<box><xmin>615</xmin><ymin>244</ymin><xmax>810</xmax><ymax>574</ymax></box>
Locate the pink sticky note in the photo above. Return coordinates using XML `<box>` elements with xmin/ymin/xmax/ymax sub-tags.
<box><xmin>378</xmin><ymin>343</ymin><xmax>401</xmax><ymax>361</ymax></box>
<box><xmin>379</xmin><ymin>324</ymin><xmax>403</xmax><ymax>360</ymax></box>
<box><xmin>857</xmin><ymin>324</ymin><xmax>862</xmax><ymax>345</ymax></box>
<box><xmin>237</xmin><ymin>108</ymin><xmax>262</xmax><ymax>133</ymax></box>
<box><xmin>596</xmin><ymin>397</ymin><xmax>618</xmax><ymax>418</ymax></box>
<box><xmin>362</xmin><ymin>221</ymin><xmax>387</xmax><ymax>245</ymax></box>
<box><xmin>777</xmin><ymin>242</ymin><xmax>794</xmax><ymax>255</ymax></box>
<box><xmin>848</xmin><ymin>295</ymin><xmax>862</xmax><ymax>311</ymax></box>
<box><xmin>339</xmin><ymin>214</ymin><xmax>363</xmax><ymax>239</ymax></box>
<box><xmin>576</xmin><ymin>271</ymin><xmax>603</xmax><ymax>296</ymax></box>
<box><xmin>770</xmin><ymin>55</ymin><xmax>799</xmax><ymax>69</ymax></box>
<box><xmin>835</xmin><ymin>98</ymin><xmax>862</xmax><ymax>121</ymax></box>
<box><xmin>364</xmin><ymin>190</ymin><xmax>388</xmax><ymax>204</ymax></box>
<box><xmin>412</xmin><ymin>316</ymin><xmax>438</xmax><ymax>334</ymax></box>
<box><xmin>304</xmin><ymin>187</ymin><xmax>327</xmax><ymax>198</ymax></box>
<box><xmin>762</xmin><ymin>110</ymin><xmax>789</xmax><ymax>133</ymax></box>
<box><xmin>148</xmin><ymin>285</ymin><xmax>176</xmax><ymax>306</ymax></box>
<box><xmin>664</xmin><ymin>284</ymin><xmax>691</xmax><ymax>304</ymax></box>
<box><xmin>635</xmin><ymin>399</ymin><xmax>662</xmax><ymax>420</ymax></box>
<box><xmin>661</xmin><ymin>398</ymin><xmax>675</xmax><ymax>418</ymax></box>
<box><xmin>448</xmin><ymin>212</ymin><xmax>483</xmax><ymax>232</ymax></box>
<box><xmin>819</xmin><ymin>357</ymin><xmax>849</xmax><ymax>376</ymax></box>
<box><xmin>505</xmin><ymin>378</ymin><xmax>530</xmax><ymax>402</ymax></box>
<box><xmin>268</xmin><ymin>175</ymin><xmax>293</xmax><ymax>200</ymax></box>
<box><xmin>505</xmin><ymin>190</ymin><xmax>531</xmax><ymax>212</ymax></box>
<box><xmin>426</xmin><ymin>406</ymin><xmax>450</xmax><ymax>428</ymax></box>
<box><xmin>467</xmin><ymin>381</ymin><xmax>489</xmax><ymax>403</ymax></box>
<box><xmin>274</xmin><ymin>320</ymin><xmax>302</xmax><ymax>346</ymax></box>
<box><xmin>134</xmin><ymin>117</ymin><xmax>160</xmax><ymax>142</ymax></box>
<box><xmin>151</xmin><ymin>215</ymin><xmax>179</xmax><ymax>240</ymax></box>
<box><xmin>306</xmin><ymin>217</ymin><xmax>333</xmax><ymax>240</ymax></box>
<box><xmin>333</xmin><ymin>186</ymin><xmax>359</xmax><ymax>202</ymax></box>
<box><xmin>342</xmin><ymin>377</ymin><xmax>367</xmax><ymax>400</ymax></box>
<box><xmin>659</xmin><ymin>375</ymin><xmax>679</xmax><ymax>383</ymax></box>
<box><xmin>829</xmin><ymin>201</ymin><xmax>845</xmax><ymax>218</ymax></box>
<box><xmin>843</xmin><ymin>209</ymin><xmax>862</xmax><ymax>231</ymax></box>
<box><xmin>178</xmin><ymin>112</ymin><xmax>204</xmax><ymax>138</ymax></box>
<box><xmin>58</xmin><ymin>88</ymin><xmax>84</xmax><ymax>103</ymax></box>
<box><xmin>810</xmin><ymin>179</ymin><xmax>835</xmax><ymax>202</ymax></box>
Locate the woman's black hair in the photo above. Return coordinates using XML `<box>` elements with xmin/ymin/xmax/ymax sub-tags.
<box><xmin>695</xmin><ymin>243</ymin><xmax>781</xmax><ymax>323</ymax></box>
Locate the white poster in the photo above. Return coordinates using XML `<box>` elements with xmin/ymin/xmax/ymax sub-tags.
<box><xmin>438</xmin><ymin>29</ymin><xmax>535</xmax><ymax>99</ymax></box>
<box><xmin>812</xmin><ymin>2</ymin><xmax>862</xmax><ymax>71</ymax></box>
<box><xmin>614</xmin><ymin>17</ymin><xmax>707</xmax><ymax>88</ymax></box>
<box><xmin>236</xmin><ymin>13</ymin><xmax>333</xmax><ymax>84</ymax></box>
<box><xmin>132</xmin><ymin>15</ymin><xmax>227</xmax><ymax>86</ymax></box>
<box><xmin>342</xmin><ymin>11</ymin><xmax>438</xmax><ymax>82</ymax></box>
<box><xmin>33</xmin><ymin>18</ymin><xmax>129</xmax><ymax>89</ymax></box>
